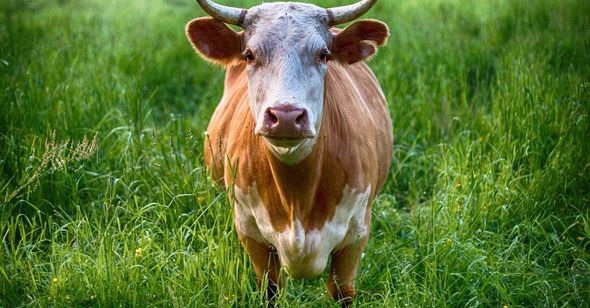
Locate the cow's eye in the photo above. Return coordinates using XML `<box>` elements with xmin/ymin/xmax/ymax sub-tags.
<box><xmin>319</xmin><ymin>48</ymin><xmax>331</xmax><ymax>63</ymax></box>
<box><xmin>243</xmin><ymin>48</ymin><xmax>256</xmax><ymax>63</ymax></box>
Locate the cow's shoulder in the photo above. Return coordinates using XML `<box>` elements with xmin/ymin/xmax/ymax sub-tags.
<box><xmin>204</xmin><ymin>63</ymin><xmax>252</xmax><ymax>183</ymax></box>
<box><xmin>323</xmin><ymin>62</ymin><xmax>393</xmax><ymax>192</ymax></box>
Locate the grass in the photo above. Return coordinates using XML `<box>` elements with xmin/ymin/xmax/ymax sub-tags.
<box><xmin>1</xmin><ymin>0</ymin><xmax>589</xmax><ymax>306</ymax></box>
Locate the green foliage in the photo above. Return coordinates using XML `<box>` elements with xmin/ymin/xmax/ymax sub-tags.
<box><xmin>1</xmin><ymin>0</ymin><xmax>589</xmax><ymax>306</ymax></box>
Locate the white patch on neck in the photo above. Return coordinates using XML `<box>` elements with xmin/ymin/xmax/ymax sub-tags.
<box><xmin>234</xmin><ymin>183</ymin><xmax>371</xmax><ymax>279</ymax></box>
<box><xmin>264</xmin><ymin>138</ymin><xmax>317</xmax><ymax>165</ymax></box>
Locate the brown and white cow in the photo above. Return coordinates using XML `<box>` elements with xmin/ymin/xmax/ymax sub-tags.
<box><xmin>186</xmin><ymin>0</ymin><xmax>392</xmax><ymax>305</ymax></box>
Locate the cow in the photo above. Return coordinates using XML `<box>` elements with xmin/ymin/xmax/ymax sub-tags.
<box><xmin>185</xmin><ymin>0</ymin><xmax>392</xmax><ymax>305</ymax></box>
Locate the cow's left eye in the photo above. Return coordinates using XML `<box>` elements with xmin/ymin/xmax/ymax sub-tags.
<box><xmin>319</xmin><ymin>48</ymin><xmax>331</xmax><ymax>63</ymax></box>
<box><xmin>242</xmin><ymin>48</ymin><xmax>256</xmax><ymax>63</ymax></box>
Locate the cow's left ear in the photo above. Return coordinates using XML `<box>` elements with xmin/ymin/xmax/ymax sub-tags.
<box><xmin>186</xmin><ymin>17</ymin><xmax>243</xmax><ymax>66</ymax></box>
<box><xmin>331</xmin><ymin>20</ymin><xmax>389</xmax><ymax>65</ymax></box>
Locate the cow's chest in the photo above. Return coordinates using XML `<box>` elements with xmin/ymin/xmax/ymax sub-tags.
<box><xmin>234</xmin><ymin>183</ymin><xmax>371</xmax><ymax>278</ymax></box>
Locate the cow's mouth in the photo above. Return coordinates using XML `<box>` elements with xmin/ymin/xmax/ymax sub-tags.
<box><xmin>262</xmin><ymin>135</ymin><xmax>319</xmax><ymax>164</ymax></box>
<box><xmin>263</xmin><ymin>135</ymin><xmax>315</xmax><ymax>148</ymax></box>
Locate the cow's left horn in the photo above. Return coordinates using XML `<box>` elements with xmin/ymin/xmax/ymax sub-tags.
<box><xmin>196</xmin><ymin>0</ymin><xmax>247</xmax><ymax>27</ymax></box>
<box><xmin>326</xmin><ymin>0</ymin><xmax>378</xmax><ymax>26</ymax></box>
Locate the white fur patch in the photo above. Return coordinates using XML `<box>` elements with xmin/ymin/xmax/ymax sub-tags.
<box><xmin>244</xmin><ymin>4</ymin><xmax>330</xmax><ymax>162</ymax></box>
<box><xmin>234</xmin><ymin>183</ymin><xmax>371</xmax><ymax>278</ymax></box>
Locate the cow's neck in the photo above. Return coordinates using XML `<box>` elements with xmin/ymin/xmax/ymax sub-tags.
<box><xmin>263</xmin><ymin>136</ymin><xmax>327</xmax><ymax>220</ymax></box>
<box><xmin>264</xmin><ymin>137</ymin><xmax>324</xmax><ymax>197</ymax></box>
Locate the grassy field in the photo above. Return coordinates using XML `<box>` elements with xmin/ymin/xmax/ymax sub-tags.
<box><xmin>1</xmin><ymin>0</ymin><xmax>589</xmax><ymax>306</ymax></box>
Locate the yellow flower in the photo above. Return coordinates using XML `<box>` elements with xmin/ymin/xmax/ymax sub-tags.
<box><xmin>446</xmin><ymin>239</ymin><xmax>453</xmax><ymax>247</ymax></box>
<box><xmin>197</xmin><ymin>196</ymin><xmax>206</xmax><ymax>205</ymax></box>
<box><xmin>135</xmin><ymin>247</ymin><xmax>143</xmax><ymax>257</ymax></box>
<box><xmin>52</xmin><ymin>277</ymin><xmax>58</xmax><ymax>284</ymax></box>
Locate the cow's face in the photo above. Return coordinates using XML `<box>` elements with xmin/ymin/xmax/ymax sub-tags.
<box><xmin>186</xmin><ymin>2</ymin><xmax>388</xmax><ymax>164</ymax></box>
<box><xmin>242</xmin><ymin>4</ymin><xmax>331</xmax><ymax>146</ymax></box>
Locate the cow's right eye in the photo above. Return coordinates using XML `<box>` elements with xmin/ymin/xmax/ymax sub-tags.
<box><xmin>319</xmin><ymin>48</ymin><xmax>331</xmax><ymax>64</ymax></box>
<box><xmin>243</xmin><ymin>49</ymin><xmax>256</xmax><ymax>63</ymax></box>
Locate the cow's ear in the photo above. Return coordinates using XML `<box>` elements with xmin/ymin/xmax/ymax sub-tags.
<box><xmin>331</xmin><ymin>20</ymin><xmax>389</xmax><ymax>65</ymax></box>
<box><xmin>186</xmin><ymin>17</ymin><xmax>242</xmax><ymax>66</ymax></box>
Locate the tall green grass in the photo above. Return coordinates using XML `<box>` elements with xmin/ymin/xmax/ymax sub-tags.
<box><xmin>1</xmin><ymin>0</ymin><xmax>589</xmax><ymax>306</ymax></box>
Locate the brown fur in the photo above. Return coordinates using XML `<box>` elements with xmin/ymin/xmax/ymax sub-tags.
<box><xmin>205</xmin><ymin>61</ymin><xmax>391</xmax><ymax>230</ymax></box>
<box><xmin>204</xmin><ymin>60</ymin><xmax>392</xmax><ymax>303</ymax></box>
<box><xmin>189</xmin><ymin>6</ymin><xmax>393</xmax><ymax>304</ymax></box>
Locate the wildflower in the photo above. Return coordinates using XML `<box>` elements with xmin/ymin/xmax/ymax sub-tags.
<box><xmin>135</xmin><ymin>247</ymin><xmax>143</xmax><ymax>257</ymax></box>
<box><xmin>446</xmin><ymin>239</ymin><xmax>453</xmax><ymax>247</ymax></box>
<box><xmin>197</xmin><ymin>196</ymin><xmax>206</xmax><ymax>205</ymax></box>
<box><xmin>52</xmin><ymin>277</ymin><xmax>59</xmax><ymax>284</ymax></box>
<box><xmin>4</xmin><ymin>131</ymin><xmax>98</xmax><ymax>204</ymax></box>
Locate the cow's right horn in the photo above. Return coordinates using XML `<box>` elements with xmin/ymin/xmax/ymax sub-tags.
<box><xmin>196</xmin><ymin>0</ymin><xmax>247</xmax><ymax>27</ymax></box>
<box><xmin>327</xmin><ymin>0</ymin><xmax>378</xmax><ymax>26</ymax></box>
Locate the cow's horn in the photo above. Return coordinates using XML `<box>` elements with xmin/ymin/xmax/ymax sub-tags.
<box><xmin>196</xmin><ymin>0</ymin><xmax>247</xmax><ymax>27</ymax></box>
<box><xmin>327</xmin><ymin>0</ymin><xmax>378</xmax><ymax>26</ymax></box>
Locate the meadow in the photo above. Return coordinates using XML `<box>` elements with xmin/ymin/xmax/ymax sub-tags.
<box><xmin>1</xmin><ymin>0</ymin><xmax>589</xmax><ymax>306</ymax></box>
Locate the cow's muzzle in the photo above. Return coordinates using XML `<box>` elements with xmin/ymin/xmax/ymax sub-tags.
<box><xmin>256</xmin><ymin>104</ymin><xmax>316</xmax><ymax>141</ymax></box>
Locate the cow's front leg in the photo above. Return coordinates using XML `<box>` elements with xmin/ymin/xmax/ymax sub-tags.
<box><xmin>327</xmin><ymin>237</ymin><xmax>368</xmax><ymax>307</ymax></box>
<box><xmin>236</xmin><ymin>232</ymin><xmax>283</xmax><ymax>302</ymax></box>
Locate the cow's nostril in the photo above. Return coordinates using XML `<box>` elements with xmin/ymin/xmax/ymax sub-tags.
<box><xmin>265</xmin><ymin>109</ymin><xmax>279</xmax><ymax>127</ymax></box>
<box><xmin>295</xmin><ymin>111</ymin><xmax>307</xmax><ymax>127</ymax></box>
<box><xmin>259</xmin><ymin>105</ymin><xmax>313</xmax><ymax>139</ymax></box>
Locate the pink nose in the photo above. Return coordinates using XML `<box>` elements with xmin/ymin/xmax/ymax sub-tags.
<box><xmin>259</xmin><ymin>104</ymin><xmax>313</xmax><ymax>139</ymax></box>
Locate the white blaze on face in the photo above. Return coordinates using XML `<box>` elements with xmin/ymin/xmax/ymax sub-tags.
<box><xmin>247</xmin><ymin>41</ymin><xmax>327</xmax><ymax>134</ymax></box>
<box><xmin>242</xmin><ymin>3</ymin><xmax>332</xmax><ymax>163</ymax></box>
<box><xmin>234</xmin><ymin>183</ymin><xmax>372</xmax><ymax>279</ymax></box>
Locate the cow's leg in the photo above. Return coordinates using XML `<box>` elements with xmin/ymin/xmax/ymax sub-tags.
<box><xmin>237</xmin><ymin>232</ymin><xmax>283</xmax><ymax>302</ymax></box>
<box><xmin>327</xmin><ymin>237</ymin><xmax>368</xmax><ymax>307</ymax></box>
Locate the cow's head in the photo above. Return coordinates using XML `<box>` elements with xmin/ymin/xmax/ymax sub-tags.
<box><xmin>186</xmin><ymin>0</ymin><xmax>388</xmax><ymax>164</ymax></box>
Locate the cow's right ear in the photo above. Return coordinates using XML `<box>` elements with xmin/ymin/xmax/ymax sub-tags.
<box><xmin>186</xmin><ymin>17</ymin><xmax>243</xmax><ymax>66</ymax></box>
